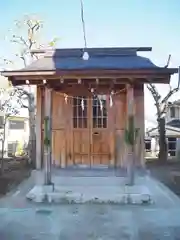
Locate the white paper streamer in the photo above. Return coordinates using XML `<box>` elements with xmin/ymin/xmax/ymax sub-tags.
<box><xmin>64</xmin><ymin>94</ymin><xmax>68</xmax><ymax>104</ymax></box>
<box><xmin>81</xmin><ymin>98</ymin><xmax>84</xmax><ymax>111</ymax></box>
<box><xmin>98</xmin><ymin>96</ymin><xmax>103</xmax><ymax>111</ymax></box>
<box><xmin>110</xmin><ymin>95</ymin><xmax>113</xmax><ymax>107</ymax></box>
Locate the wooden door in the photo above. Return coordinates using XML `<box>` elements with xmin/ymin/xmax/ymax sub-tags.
<box><xmin>90</xmin><ymin>95</ymin><xmax>110</xmax><ymax>166</ymax></box>
<box><xmin>72</xmin><ymin>97</ymin><xmax>90</xmax><ymax>166</ymax></box>
<box><xmin>72</xmin><ymin>95</ymin><xmax>112</xmax><ymax>167</ymax></box>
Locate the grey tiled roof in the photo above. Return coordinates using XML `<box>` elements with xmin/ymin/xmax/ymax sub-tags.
<box><xmin>21</xmin><ymin>47</ymin><xmax>160</xmax><ymax>71</ymax></box>
<box><xmin>167</xmin><ymin>119</ymin><xmax>180</xmax><ymax>128</ymax></box>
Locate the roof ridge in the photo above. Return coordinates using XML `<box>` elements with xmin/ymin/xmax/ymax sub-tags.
<box><xmin>31</xmin><ymin>47</ymin><xmax>152</xmax><ymax>56</ymax></box>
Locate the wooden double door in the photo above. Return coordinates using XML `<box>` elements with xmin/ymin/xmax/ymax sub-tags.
<box><xmin>72</xmin><ymin>95</ymin><xmax>113</xmax><ymax>167</ymax></box>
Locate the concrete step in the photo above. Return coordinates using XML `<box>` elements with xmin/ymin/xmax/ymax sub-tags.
<box><xmin>26</xmin><ymin>184</ymin><xmax>152</xmax><ymax>205</ymax></box>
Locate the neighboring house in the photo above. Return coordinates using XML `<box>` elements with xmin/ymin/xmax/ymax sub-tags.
<box><xmin>148</xmin><ymin>125</ymin><xmax>180</xmax><ymax>157</ymax></box>
<box><xmin>0</xmin><ymin>76</ymin><xmax>30</xmax><ymax>156</ymax></box>
<box><xmin>166</xmin><ymin>100</ymin><xmax>180</xmax><ymax>123</ymax></box>
<box><xmin>147</xmin><ymin>100</ymin><xmax>180</xmax><ymax>157</ymax></box>
<box><xmin>0</xmin><ymin>116</ymin><xmax>29</xmax><ymax>157</ymax></box>
<box><xmin>2</xmin><ymin>47</ymin><xmax>177</xmax><ymax>168</ymax></box>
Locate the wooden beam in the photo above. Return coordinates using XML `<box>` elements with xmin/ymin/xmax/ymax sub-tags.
<box><xmin>52</xmin><ymin>84</ymin><xmax>126</xmax><ymax>96</ymax></box>
<box><xmin>11</xmin><ymin>76</ymin><xmax>170</xmax><ymax>87</ymax></box>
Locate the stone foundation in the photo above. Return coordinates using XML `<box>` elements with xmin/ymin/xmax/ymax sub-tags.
<box><xmin>26</xmin><ymin>184</ymin><xmax>152</xmax><ymax>205</ymax></box>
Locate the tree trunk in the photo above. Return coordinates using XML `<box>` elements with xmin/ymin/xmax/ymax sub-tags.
<box><xmin>158</xmin><ymin>117</ymin><xmax>167</xmax><ymax>163</ymax></box>
<box><xmin>28</xmin><ymin>109</ymin><xmax>36</xmax><ymax>168</ymax></box>
<box><xmin>0</xmin><ymin>138</ymin><xmax>5</xmax><ymax>175</ymax></box>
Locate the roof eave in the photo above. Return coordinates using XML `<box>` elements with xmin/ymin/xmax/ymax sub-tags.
<box><xmin>1</xmin><ymin>68</ymin><xmax>178</xmax><ymax>77</ymax></box>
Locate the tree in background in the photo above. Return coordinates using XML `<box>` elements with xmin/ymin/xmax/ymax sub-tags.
<box><xmin>147</xmin><ymin>80</ymin><xmax>179</xmax><ymax>163</ymax></box>
<box><xmin>0</xmin><ymin>15</ymin><xmax>58</xmax><ymax>167</ymax></box>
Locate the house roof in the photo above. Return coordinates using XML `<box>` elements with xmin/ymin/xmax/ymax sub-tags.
<box><xmin>1</xmin><ymin>47</ymin><xmax>178</xmax><ymax>77</ymax></box>
<box><xmin>21</xmin><ymin>47</ymin><xmax>160</xmax><ymax>71</ymax></box>
<box><xmin>148</xmin><ymin>125</ymin><xmax>180</xmax><ymax>137</ymax></box>
<box><xmin>172</xmin><ymin>99</ymin><xmax>180</xmax><ymax>105</ymax></box>
<box><xmin>166</xmin><ymin>119</ymin><xmax>180</xmax><ymax>128</ymax></box>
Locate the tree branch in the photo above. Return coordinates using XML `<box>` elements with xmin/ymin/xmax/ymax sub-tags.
<box><xmin>11</xmin><ymin>35</ymin><xmax>28</xmax><ymax>47</ymax></box>
<box><xmin>147</xmin><ymin>81</ymin><xmax>179</xmax><ymax>120</ymax></box>
<box><xmin>147</xmin><ymin>83</ymin><xmax>161</xmax><ymax>118</ymax></box>
<box><xmin>161</xmin><ymin>86</ymin><xmax>179</xmax><ymax>104</ymax></box>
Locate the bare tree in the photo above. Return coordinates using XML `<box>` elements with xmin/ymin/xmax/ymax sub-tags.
<box><xmin>147</xmin><ymin>82</ymin><xmax>179</xmax><ymax>163</ymax></box>
<box><xmin>1</xmin><ymin>15</ymin><xmax>58</xmax><ymax>167</ymax></box>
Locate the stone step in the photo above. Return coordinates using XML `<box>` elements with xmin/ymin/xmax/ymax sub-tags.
<box><xmin>26</xmin><ymin>184</ymin><xmax>152</xmax><ymax>205</ymax></box>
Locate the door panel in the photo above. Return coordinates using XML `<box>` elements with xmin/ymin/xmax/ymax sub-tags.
<box><xmin>73</xmin><ymin>129</ymin><xmax>90</xmax><ymax>165</ymax></box>
<box><xmin>90</xmin><ymin>95</ymin><xmax>111</xmax><ymax>166</ymax></box>
<box><xmin>71</xmin><ymin>95</ymin><xmax>112</xmax><ymax>167</ymax></box>
<box><xmin>91</xmin><ymin>130</ymin><xmax>110</xmax><ymax>165</ymax></box>
<box><xmin>71</xmin><ymin>97</ymin><xmax>90</xmax><ymax>166</ymax></box>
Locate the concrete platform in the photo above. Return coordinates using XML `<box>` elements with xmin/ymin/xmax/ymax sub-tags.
<box><xmin>26</xmin><ymin>174</ymin><xmax>152</xmax><ymax>204</ymax></box>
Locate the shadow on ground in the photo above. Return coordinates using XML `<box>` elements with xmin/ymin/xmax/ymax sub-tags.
<box><xmin>146</xmin><ymin>160</ymin><xmax>180</xmax><ymax>196</ymax></box>
<box><xmin>0</xmin><ymin>158</ymin><xmax>31</xmax><ymax>195</ymax></box>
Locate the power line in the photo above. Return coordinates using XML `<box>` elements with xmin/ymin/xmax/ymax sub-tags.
<box><xmin>80</xmin><ymin>0</ymin><xmax>87</xmax><ymax>49</ymax></box>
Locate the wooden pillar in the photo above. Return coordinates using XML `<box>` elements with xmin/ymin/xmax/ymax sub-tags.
<box><xmin>126</xmin><ymin>83</ymin><xmax>135</xmax><ymax>185</ymax></box>
<box><xmin>127</xmin><ymin>84</ymin><xmax>134</xmax><ymax>116</ymax></box>
<box><xmin>107</xmin><ymin>94</ymin><xmax>115</xmax><ymax>167</ymax></box>
<box><xmin>36</xmin><ymin>86</ymin><xmax>42</xmax><ymax>169</ymax></box>
<box><xmin>126</xmin><ymin>83</ymin><xmax>135</xmax><ymax>152</ymax></box>
<box><xmin>114</xmin><ymin>93</ymin><xmax>126</xmax><ymax>167</ymax></box>
<box><xmin>44</xmin><ymin>86</ymin><xmax>52</xmax><ymax>185</ymax></box>
<box><xmin>135</xmin><ymin>85</ymin><xmax>145</xmax><ymax>167</ymax></box>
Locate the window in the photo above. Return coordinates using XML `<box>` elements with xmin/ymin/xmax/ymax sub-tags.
<box><xmin>73</xmin><ymin>97</ymin><xmax>87</xmax><ymax>128</ymax></box>
<box><xmin>9</xmin><ymin>120</ymin><xmax>25</xmax><ymax>130</ymax></box>
<box><xmin>92</xmin><ymin>95</ymin><xmax>107</xmax><ymax>128</ymax></box>
<box><xmin>170</xmin><ymin>106</ymin><xmax>175</xmax><ymax>118</ymax></box>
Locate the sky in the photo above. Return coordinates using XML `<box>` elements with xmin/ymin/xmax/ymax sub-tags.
<box><xmin>0</xmin><ymin>0</ymin><xmax>180</xmax><ymax>127</ymax></box>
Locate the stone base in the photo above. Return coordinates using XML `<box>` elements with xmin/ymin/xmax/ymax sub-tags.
<box><xmin>26</xmin><ymin>184</ymin><xmax>152</xmax><ymax>205</ymax></box>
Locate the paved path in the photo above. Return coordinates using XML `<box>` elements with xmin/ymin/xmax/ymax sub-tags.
<box><xmin>0</xmin><ymin>204</ymin><xmax>180</xmax><ymax>239</ymax></box>
<box><xmin>0</xmin><ymin>170</ymin><xmax>180</xmax><ymax>239</ymax></box>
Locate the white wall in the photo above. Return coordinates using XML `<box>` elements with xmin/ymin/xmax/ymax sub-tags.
<box><xmin>2</xmin><ymin>118</ymin><xmax>29</xmax><ymax>155</ymax></box>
